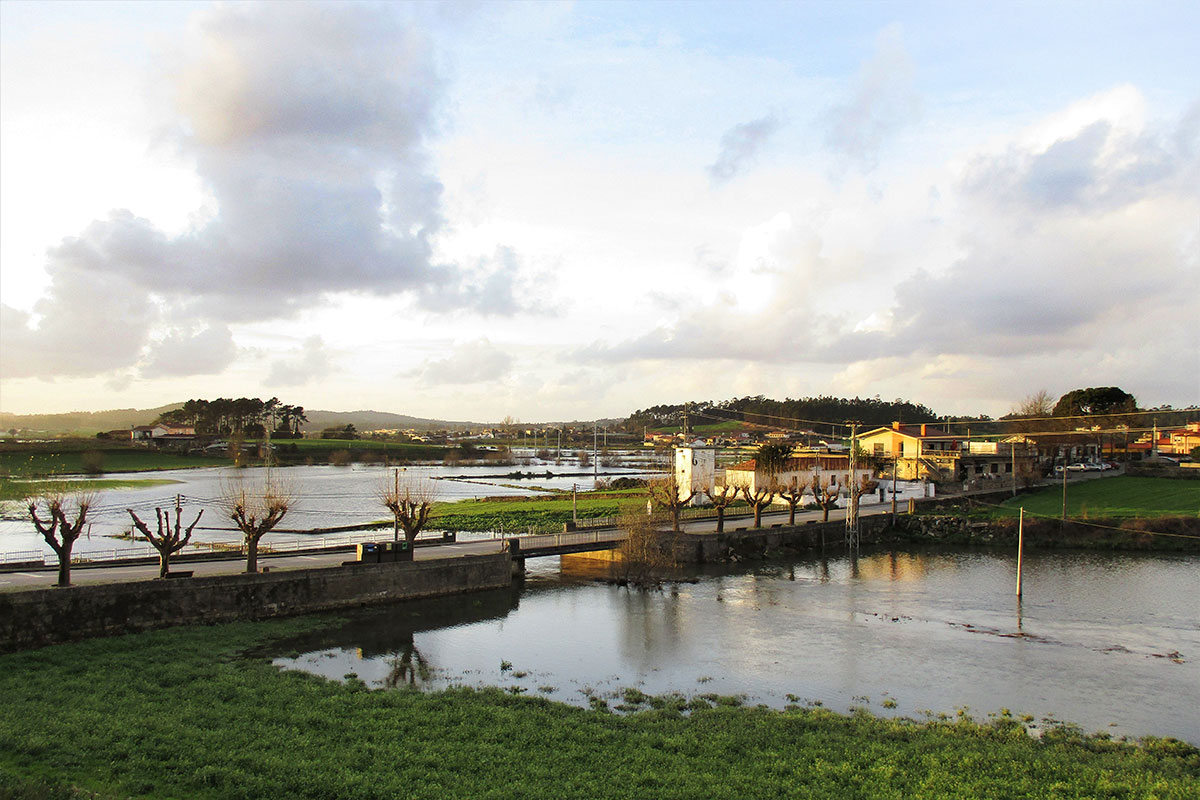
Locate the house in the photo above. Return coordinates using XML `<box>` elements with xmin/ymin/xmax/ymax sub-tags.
<box><xmin>1167</xmin><ymin>422</ymin><xmax>1200</xmax><ymax>456</ymax></box>
<box><xmin>858</xmin><ymin>422</ymin><xmax>1038</xmax><ymax>484</ymax></box>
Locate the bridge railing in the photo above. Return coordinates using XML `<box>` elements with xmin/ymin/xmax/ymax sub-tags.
<box><xmin>515</xmin><ymin>529</ymin><xmax>626</xmax><ymax>552</ymax></box>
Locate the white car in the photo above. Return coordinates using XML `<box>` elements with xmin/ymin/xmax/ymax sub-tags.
<box><xmin>1066</xmin><ymin>463</ymin><xmax>1088</xmax><ymax>472</ymax></box>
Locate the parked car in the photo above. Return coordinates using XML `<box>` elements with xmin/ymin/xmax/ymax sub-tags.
<box><xmin>1084</xmin><ymin>462</ymin><xmax>1102</xmax><ymax>471</ymax></box>
<box><xmin>1100</xmin><ymin>462</ymin><xmax>1116</xmax><ymax>471</ymax></box>
<box><xmin>1066</xmin><ymin>463</ymin><xmax>1088</xmax><ymax>472</ymax></box>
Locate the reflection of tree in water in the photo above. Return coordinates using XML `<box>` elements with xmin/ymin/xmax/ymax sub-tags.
<box><xmin>384</xmin><ymin>631</ymin><xmax>432</xmax><ymax>688</ymax></box>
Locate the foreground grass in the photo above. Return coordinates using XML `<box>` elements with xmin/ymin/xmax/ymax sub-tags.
<box><xmin>0</xmin><ymin>619</ymin><xmax>1196</xmax><ymax>799</ymax></box>
<box><xmin>980</xmin><ymin>476</ymin><xmax>1200</xmax><ymax>520</ymax></box>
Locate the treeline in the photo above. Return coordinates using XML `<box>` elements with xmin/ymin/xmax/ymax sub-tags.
<box><xmin>623</xmin><ymin>395</ymin><xmax>942</xmax><ymax>432</ymax></box>
<box><xmin>156</xmin><ymin>398</ymin><xmax>307</xmax><ymax>438</ymax></box>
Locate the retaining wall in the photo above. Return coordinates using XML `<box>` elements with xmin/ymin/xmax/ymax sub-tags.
<box><xmin>0</xmin><ymin>553</ymin><xmax>511</xmax><ymax>654</ymax></box>
<box><xmin>669</xmin><ymin>514</ymin><xmax>896</xmax><ymax>563</ymax></box>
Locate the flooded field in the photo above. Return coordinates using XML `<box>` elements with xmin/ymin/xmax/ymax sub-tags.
<box><xmin>274</xmin><ymin>547</ymin><xmax>1200</xmax><ymax>743</ymax></box>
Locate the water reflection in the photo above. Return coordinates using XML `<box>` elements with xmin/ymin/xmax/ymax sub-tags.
<box><xmin>273</xmin><ymin>547</ymin><xmax>1200</xmax><ymax>743</ymax></box>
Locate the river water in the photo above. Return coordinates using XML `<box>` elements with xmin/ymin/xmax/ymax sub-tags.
<box><xmin>272</xmin><ymin>547</ymin><xmax>1200</xmax><ymax>744</ymax></box>
<box><xmin>0</xmin><ymin>460</ymin><xmax>653</xmax><ymax>558</ymax></box>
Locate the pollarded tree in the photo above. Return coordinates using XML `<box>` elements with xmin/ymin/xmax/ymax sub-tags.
<box><xmin>704</xmin><ymin>484</ymin><xmax>739</xmax><ymax>533</ymax></box>
<box><xmin>223</xmin><ymin>480</ymin><xmax>292</xmax><ymax>573</ymax></box>
<box><xmin>740</xmin><ymin>484</ymin><xmax>776</xmax><ymax>529</ymax></box>
<box><xmin>647</xmin><ymin>474</ymin><xmax>696</xmax><ymax>533</ymax></box>
<box><xmin>127</xmin><ymin>498</ymin><xmax>203</xmax><ymax>578</ymax></box>
<box><xmin>810</xmin><ymin>474</ymin><xmax>839</xmax><ymax>522</ymax></box>
<box><xmin>379</xmin><ymin>473</ymin><xmax>434</xmax><ymax>544</ymax></box>
<box><xmin>29</xmin><ymin>492</ymin><xmax>97</xmax><ymax>587</ymax></box>
<box><xmin>778</xmin><ymin>478</ymin><xmax>806</xmax><ymax>526</ymax></box>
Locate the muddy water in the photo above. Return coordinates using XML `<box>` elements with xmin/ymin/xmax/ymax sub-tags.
<box><xmin>273</xmin><ymin>546</ymin><xmax>1200</xmax><ymax>743</ymax></box>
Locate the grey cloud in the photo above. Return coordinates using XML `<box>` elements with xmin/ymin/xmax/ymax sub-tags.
<box><xmin>141</xmin><ymin>325</ymin><xmax>237</xmax><ymax>377</ymax></box>
<box><xmin>7</xmin><ymin>2</ymin><xmax>531</xmax><ymax>378</ymax></box>
<box><xmin>420</xmin><ymin>246</ymin><xmax>557</xmax><ymax>317</ymax></box>
<box><xmin>410</xmin><ymin>339</ymin><xmax>514</xmax><ymax>385</ymax></box>
<box><xmin>963</xmin><ymin>110</ymin><xmax>1197</xmax><ymax>213</ymax></box>
<box><xmin>707</xmin><ymin>115</ymin><xmax>780</xmax><ymax>185</ymax></box>
<box><xmin>824</xmin><ymin>24</ymin><xmax>920</xmax><ymax>168</ymax></box>
<box><xmin>266</xmin><ymin>336</ymin><xmax>334</xmax><ymax>387</ymax></box>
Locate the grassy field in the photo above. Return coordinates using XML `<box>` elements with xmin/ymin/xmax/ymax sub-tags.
<box><xmin>0</xmin><ymin>477</ymin><xmax>181</xmax><ymax>503</ymax></box>
<box><xmin>0</xmin><ymin>616</ymin><xmax>1195</xmax><ymax>800</ymax></box>
<box><xmin>0</xmin><ymin>444</ymin><xmax>229</xmax><ymax>479</ymax></box>
<box><xmin>984</xmin><ymin>477</ymin><xmax>1200</xmax><ymax>520</ymax></box>
<box><xmin>429</xmin><ymin>491</ymin><xmax>649</xmax><ymax>532</ymax></box>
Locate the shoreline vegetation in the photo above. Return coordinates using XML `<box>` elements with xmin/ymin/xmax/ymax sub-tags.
<box><xmin>1</xmin><ymin>615</ymin><xmax>1196</xmax><ymax>800</ymax></box>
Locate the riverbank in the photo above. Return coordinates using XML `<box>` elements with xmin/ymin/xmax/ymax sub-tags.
<box><xmin>1</xmin><ymin>614</ymin><xmax>1195</xmax><ymax>800</ymax></box>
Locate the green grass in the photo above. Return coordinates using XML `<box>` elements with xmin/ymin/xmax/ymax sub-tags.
<box><xmin>985</xmin><ymin>477</ymin><xmax>1200</xmax><ymax>520</ymax></box>
<box><xmin>0</xmin><ymin>446</ymin><xmax>229</xmax><ymax>478</ymax></box>
<box><xmin>430</xmin><ymin>493</ymin><xmax>648</xmax><ymax>532</ymax></box>
<box><xmin>0</xmin><ymin>617</ymin><xmax>1195</xmax><ymax>799</ymax></box>
<box><xmin>0</xmin><ymin>478</ymin><xmax>182</xmax><ymax>503</ymax></box>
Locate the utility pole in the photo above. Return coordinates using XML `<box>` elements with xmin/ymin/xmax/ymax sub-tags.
<box><xmin>593</xmin><ymin>424</ymin><xmax>598</xmax><ymax>484</ymax></box>
<box><xmin>572</xmin><ymin>483</ymin><xmax>578</xmax><ymax>524</ymax></box>
<box><xmin>846</xmin><ymin>421</ymin><xmax>860</xmax><ymax>548</ymax></box>
<box><xmin>1016</xmin><ymin>508</ymin><xmax>1025</xmax><ymax>597</ymax></box>
<box><xmin>891</xmin><ymin>451</ymin><xmax>898</xmax><ymax>523</ymax></box>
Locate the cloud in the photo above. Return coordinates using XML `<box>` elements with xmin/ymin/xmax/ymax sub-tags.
<box><xmin>266</xmin><ymin>336</ymin><xmax>335</xmax><ymax>387</ymax></box>
<box><xmin>3</xmin><ymin>2</ymin><xmax>551</xmax><ymax>379</ymax></box>
<box><xmin>707</xmin><ymin>115</ymin><xmax>780</xmax><ymax>185</ymax></box>
<box><xmin>824</xmin><ymin>24</ymin><xmax>921</xmax><ymax>168</ymax></box>
<box><xmin>141</xmin><ymin>325</ymin><xmax>237</xmax><ymax>377</ymax></box>
<box><xmin>583</xmin><ymin>90</ymin><xmax>1199</xmax><ymax>377</ymax></box>
<box><xmin>410</xmin><ymin>339</ymin><xmax>514</xmax><ymax>385</ymax></box>
<box><xmin>420</xmin><ymin>246</ymin><xmax>558</xmax><ymax>316</ymax></box>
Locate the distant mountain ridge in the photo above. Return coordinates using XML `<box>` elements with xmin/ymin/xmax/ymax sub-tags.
<box><xmin>0</xmin><ymin>405</ymin><xmax>468</xmax><ymax>434</ymax></box>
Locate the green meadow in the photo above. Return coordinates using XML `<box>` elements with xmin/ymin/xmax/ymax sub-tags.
<box><xmin>0</xmin><ymin>616</ymin><xmax>1195</xmax><ymax>800</ymax></box>
<box><xmin>986</xmin><ymin>477</ymin><xmax>1200</xmax><ymax>520</ymax></box>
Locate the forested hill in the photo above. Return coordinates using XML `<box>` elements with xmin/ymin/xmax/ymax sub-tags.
<box><xmin>623</xmin><ymin>396</ymin><xmax>943</xmax><ymax>432</ymax></box>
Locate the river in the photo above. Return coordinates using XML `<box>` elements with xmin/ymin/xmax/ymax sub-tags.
<box><xmin>272</xmin><ymin>546</ymin><xmax>1200</xmax><ymax>744</ymax></box>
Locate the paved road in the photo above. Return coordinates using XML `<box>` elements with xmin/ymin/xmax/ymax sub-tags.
<box><xmin>0</xmin><ymin>503</ymin><xmax>915</xmax><ymax>591</ymax></box>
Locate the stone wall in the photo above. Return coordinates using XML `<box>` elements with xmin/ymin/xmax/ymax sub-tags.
<box><xmin>0</xmin><ymin>553</ymin><xmax>511</xmax><ymax>654</ymax></box>
<box><xmin>667</xmin><ymin>514</ymin><xmax>896</xmax><ymax>563</ymax></box>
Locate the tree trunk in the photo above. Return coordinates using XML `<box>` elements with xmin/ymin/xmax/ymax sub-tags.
<box><xmin>788</xmin><ymin>505</ymin><xmax>796</xmax><ymax>525</ymax></box>
<box><xmin>159</xmin><ymin>550</ymin><xmax>170</xmax><ymax>579</ymax></box>
<box><xmin>822</xmin><ymin>506</ymin><xmax>830</xmax><ymax>523</ymax></box>
<box><xmin>716</xmin><ymin>507</ymin><xmax>724</xmax><ymax>533</ymax></box>
<box><xmin>753</xmin><ymin>504</ymin><xmax>762</xmax><ymax>528</ymax></box>
<box><xmin>55</xmin><ymin>545</ymin><xmax>71</xmax><ymax>587</ymax></box>
<box><xmin>671</xmin><ymin>507</ymin><xmax>681</xmax><ymax>533</ymax></box>
<box><xmin>246</xmin><ymin>536</ymin><xmax>259</xmax><ymax>573</ymax></box>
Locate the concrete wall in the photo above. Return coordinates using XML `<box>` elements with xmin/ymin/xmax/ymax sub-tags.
<box><xmin>0</xmin><ymin>554</ymin><xmax>511</xmax><ymax>654</ymax></box>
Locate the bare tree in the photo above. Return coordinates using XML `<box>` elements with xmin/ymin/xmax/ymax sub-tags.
<box><xmin>127</xmin><ymin>497</ymin><xmax>203</xmax><ymax>578</ymax></box>
<box><xmin>223</xmin><ymin>480</ymin><xmax>292</xmax><ymax>573</ymax></box>
<box><xmin>704</xmin><ymin>484</ymin><xmax>739</xmax><ymax>533</ymax></box>
<box><xmin>1013</xmin><ymin>390</ymin><xmax>1054</xmax><ymax>419</ymax></box>
<box><xmin>810</xmin><ymin>474</ymin><xmax>839</xmax><ymax>522</ymax></box>
<box><xmin>378</xmin><ymin>472</ymin><xmax>435</xmax><ymax>544</ymax></box>
<box><xmin>29</xmin><ymin>492</ymin><xmax>97</xmax><ymax>587</ymax></box>
<box><xmin>740</xmin><ymin>484</ymin><xmax>776</xmax><ymax>528</ymax></box>
<box><xmin>778</xmin><ymin>478</ymin><xmax>805</xmax><ymax>525</ymax></box>
<box><xmin>647</xmin><ymin>474</ymin><xmax>695</xmax><ymax>533</ymax></box>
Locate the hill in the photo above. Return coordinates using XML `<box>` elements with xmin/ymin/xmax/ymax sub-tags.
<box><xmin>0</xmin><ymin>405</ymin><xmax>468</xmax><ymax>435</ymax></box>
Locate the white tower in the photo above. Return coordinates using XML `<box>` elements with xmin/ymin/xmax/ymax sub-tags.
<box><xmin>675</xmin><ymin>446</ymin><xmax>715</xmax><ymax>505</ymax></box>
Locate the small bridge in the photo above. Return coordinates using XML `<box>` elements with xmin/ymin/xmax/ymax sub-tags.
<box><xmin>506</xmin><ymin>529</ymin><xmax>626</xmax><ymax>558</ymax></box>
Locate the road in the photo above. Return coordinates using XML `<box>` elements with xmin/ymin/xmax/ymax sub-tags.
<box><xmin>0</xmin><ymin>501</ymin><xmax>918</xmax><ymax>591</ymax></box>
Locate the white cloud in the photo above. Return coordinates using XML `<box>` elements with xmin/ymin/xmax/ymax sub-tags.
<box><xmin>410</xmin><ymin>339</ymin><xmax>514</xmax><ymax>385</ymax></box>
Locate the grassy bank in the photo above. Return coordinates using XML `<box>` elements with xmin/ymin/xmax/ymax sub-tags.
<box><xmin>1</xmin><ymin>617</ymin><xmax>1195</xmax><ymax>800</ymax></box>
<box><xmin>976</xmin><ymin>477</ymin><xmax>1199</xmax><ymax>520</ymax></box>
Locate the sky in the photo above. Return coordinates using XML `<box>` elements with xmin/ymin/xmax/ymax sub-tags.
<box><xmin>2</xmin><ymin>0</ymin><xmax>1198</xmax><ymax>423</ymax></box>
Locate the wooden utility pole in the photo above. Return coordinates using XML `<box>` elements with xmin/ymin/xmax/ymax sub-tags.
<box><xmin>845</xmin><ymin>421</ymin><xmax>860</xmax><ymax>548</ymax></box>
<box><xmin>1061</xmin><ymin>465</ymin><xmax>1068</xmax><ymax>527</ymax></box>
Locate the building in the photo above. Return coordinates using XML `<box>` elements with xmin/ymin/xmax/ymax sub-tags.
<box><xmin>720</xmin><ymin>453</ymin><xmax>851</xmax><ymax>494</ymax></box>
<box><xmin>674</xmin><ymin>446</ymin><xmax>716</xmax><ymax>503</ymax></box>
<box><xmin>858</xmin><ymin>422</ymin><xmax>1038</xmax><ymax>484</ymax></box>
